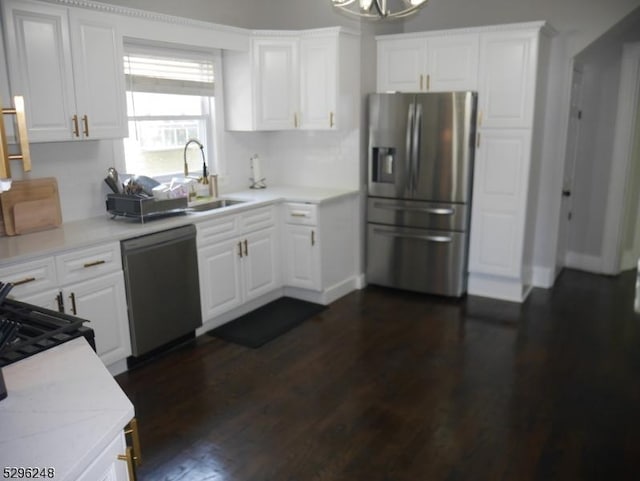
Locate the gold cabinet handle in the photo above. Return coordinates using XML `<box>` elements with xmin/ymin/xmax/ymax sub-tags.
<box><xmin>311</xmin><ymin>230</ymin><xmax>315</xmax><ymax>246</ymax></box>
<box><xmin>83</xmin><ymin>260</ymin><xmax>106</xmax><ymax>268</ymax></box>
<box><xmin>290</xmin><ymin>212</ymin><xmax>307</xmax><ymax>218</ymax></box>
<box><xmin>329</xmin><ymin>111</ymin><xmax>334</xmax><ymax>128</ymax></box>
<box><xmin>419</xmin><ymin>74</ymin><xmax>423</xmax><ymax>91</ymax></box>
<box><xmin>82</xmin><ymin>114</ymin><xmax>89</xmax><ymax>137</ymax></box>
<box><xmin>72</xmin><ymin>115</ymin><xmax>80</xmax><ymax>137</ymax></box>
<box><xmin>426</xmin><ymin>74</ymin><xmax>430</xmax><ymax>91</ymax></box>
<box><xmin>237</xmin><ymin>241</ymin><xmax>243</xmax><ymax>258</ymax></box>
<box><xmin>118</xmin><ymin>447</ymin><xmax>137</xmax><ymax>481</ymax></box>
<box><xmin>69</xmin><ymin>292</ymin><xmax>77</xmax><ymax>315</ymax></box>
<box><xmin>294</xmin><ymin>113</ymin><xmax>298</xmax><ymax>128</ymax></box>
<box><xmin>478</xmin><ymin>111</ymin><xmax>483</xmax><ymax>127</ymax></box>
<box><xmin>243</xmin><ymin>239</ymin><xmax>248</xmax><ymax>256</ymax></box>
<box><xmin>124</xmin><ymin>418</ymin><xmax>142</xmax><ymax>467</ymax></box>
<box><xmin>477</xmin><ymin>132</ymin><xmax>481</xmax><ymax>148</ymax></box>
<box><xmin>12</xmin><ymin>276</ymin><xmax>36</xmax><ymax>286</ymax></box>
<box><xmin>1</xmin><ymin>95</ymin><xmax>32</xmax><ymax>178</ymax></box>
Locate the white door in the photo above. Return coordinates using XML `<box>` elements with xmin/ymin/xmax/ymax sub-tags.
<box><xmin>478</xmin><ymin>30</ymin><xmax>537</xmax><ymax>129</ymax></box>
<box><xmin>376</xmin><ymin>37</ymin><xmax>426</xmax><ymax>93</ymax></box>
<box><xmin>283</xmin><ymin>224</ymin><xmax>320</xmax><ymax>290</ymax></box>
<box><xmin>299</xmin><ymin>35</ymin><xmax>337</xmax><ymax>130</ymax></box>
<box><xmin>619</xmin><ymin>90</ymin><xmax>640</xmax><ymax>271</ymax></box>
<box><xmin>69</xmin><ymin>9</ymin><xmax>127</xmax><ymax>139</ymax></box>
<box><xmin>242</xmin><ymin>228</ymin><xmax>280</xmax><ymax>301</ymax></box>
<box><xmin>556</xmin><ymin>68</ymin><xmax>583</xmax><ymax>273</ymax></box>
<box><xmin>63</xmin><ymin>271</ymin><xmax>131</xmax><ymax>366</ymax></box>
<box><xmin>426</xmin><ymin>34</ymin><xmax>479</xmax><ymax>92</ymax></box>
<box><xmin>198</xmin><ymin>239</ymin><xmax>243</xmax><ymax>323</ymax></box>
<box><xmin>3</xmin><ymin>0</ymin><xmax>76</xmax><ymax>141</ymax></box>
<box><xmin>253</xmin><ymin>38</ymin><xmax>298</xmax><ymax>130</ymax></box>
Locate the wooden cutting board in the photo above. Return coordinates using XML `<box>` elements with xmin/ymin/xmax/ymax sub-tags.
<box><xmin>0</xmin><ymin>178</ymin><xmax>62</xmax><ymax>236</ymax></box>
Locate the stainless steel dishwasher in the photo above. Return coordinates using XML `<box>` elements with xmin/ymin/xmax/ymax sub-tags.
<box><xmin>121</xmin><ymin>224</ymin><xmax>201</xmax><ymax>359</ymax></box>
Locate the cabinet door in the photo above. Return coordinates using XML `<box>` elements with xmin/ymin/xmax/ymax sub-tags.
<box><xmin>69</xmin><ymin>9</ymin><xmax>127</xmax><ymax>139</ymax></box>
<box><xmin>2</xmin><ymin>0</ymin><xmax>77</xmax><ymax>141</ymax></box>
<box><xmin>283</xmin><ymin>224</ymin><xmax>321</xmax><ymax>290</ymax></box>
<box><xmin>253</xmin><ymin>38</ymin><xmax>298</xmax><ymax>130</ymax></box>
<box><xmin>478</xmin><ymin>30</ymin><xmax>538</xmax><ymax>128</ymax></box>
<box><xmin>468</xmin><ymin>129</ymin><xmax>532</xmax><ymax>277</ymax></box>
<box><xmin>20</xmin><ymin>289</ymin><xmax>61</xmax><ymax>312</ymax></box>
<box><xmin>426</xmin><ymin>34</ymin><xmax>479</xmax><ymax>92</ymax></box>
<box><xmin>63</xmin><ymin>271</ymin><xmax>131</xmax><ymax>367</ymax></box>
<box><xmin>299</xmin><ymin>35</ymin><xmax>337</xmax><ymax>130</ymax></box>
<box><xmin>377</xmin><ymin>37</ymin><xmax>426</xmax><ymax>93</ymax></box>
<box><xmin>76</xmin><ymin>431</ymin><xmax>129</xmax><ymax>481</ymax></box>
<box><xmin>198</xmin><ymin>239</ymin><xmax>243</xmax><ymax>323</ymax></box>
<box><xmin>242</xmin><ymin>228</ymin><xmax>280</xmax><ymax>301</ymax></box>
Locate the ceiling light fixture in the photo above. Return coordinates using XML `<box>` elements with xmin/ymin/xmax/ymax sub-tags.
<box><xmin>331</xmin><ymin>0</ymin><xmax>429</xmax><ymax>20</ymax></box>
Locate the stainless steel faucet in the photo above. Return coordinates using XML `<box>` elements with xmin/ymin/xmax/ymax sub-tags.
<box><xmin>183</xmin><ymin>139</ymin><xmax>208</xmax><ymax>182</ymax></box>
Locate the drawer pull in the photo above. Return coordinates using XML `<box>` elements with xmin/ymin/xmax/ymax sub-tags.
<box><xmin>290</xmin><ymin>212</ymin><xmax>308</xmax><ymax>218</ymax></box>
<box><xmin>12</xmin><ymin>277</ymin><xmax>36</xmax><ymax>286</ymax></box>
<box><xmin>83</xmin><ymin>260</ymin><xmax>106</xmax><ymax>268</ymax></box>
<box><xmin>118</xmin><ymin>447</ymin><xmax>137</xmax><ymax>481</ymax></box>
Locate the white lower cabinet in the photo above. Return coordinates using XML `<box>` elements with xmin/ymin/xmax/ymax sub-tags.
<box><xmin>76</xmin><ymin>430</ymin><xmax>129</xmax><ymax>481</ymax></box>
<box><xmin>198</xmin><ymin>206</ymin><xmax>281</xmax><ymax>326</ymax></box>
<box><xmin>0</xmin><ymin>242</ymin><xmax>131</xmax><ymax>369</ymax></box>
<box><xmin>283</xmin><ymin>224</ymin><xmax>320</xmax><ymax>290</ymax></box>
<box><xmin>62</xmin><ymin>271</ymin><xmax>131</xmax><ymax>367</ymax></box>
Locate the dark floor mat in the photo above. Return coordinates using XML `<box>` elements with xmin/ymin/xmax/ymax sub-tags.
<box><xmin>208</xmin><ymin>297</ymin><xmax>326</xmax><ymax>348</ymax></box>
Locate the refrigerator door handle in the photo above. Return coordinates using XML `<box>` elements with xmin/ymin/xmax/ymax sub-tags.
<box><xmin>406</xmin><ymin>102</ymin><xmax>415</xmax><ymax>193</ymax></box>
<box><xmin>373</xmin><ymin>227</ymin><xmax>453</xmax><ymax>243</ymax></box>
<box><xmin>412</xmin><ymin>102</ymin><xmax>423</xmax><ymax>193</ymax></box>
<box><xmin>372</xmin><ymin>202</ymin><xmax>455</xmax><ymax>216</ymax></box>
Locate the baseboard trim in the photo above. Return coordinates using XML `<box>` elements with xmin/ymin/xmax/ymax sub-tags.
<box><xmin>284</xmin><ymin>276</ymin><xmax>360</xmax><ymax>305</ymax></box>
<box><xmin>468</xmin><ymin>273</ymin><xmax>532</xmax><ymax>303</ymax></box>
<box><xmin>565</xmin><ymin>251</ymin><xmax>604</xmax><ymax>273</ymax></box>
<box><xmin>532</xmin><ymin>266</ymin><xmax>556</xmax><ymax>288</ymax></box>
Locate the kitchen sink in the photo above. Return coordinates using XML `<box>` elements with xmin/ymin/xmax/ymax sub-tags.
<box><xmin>187</xmin><ymin>198</ymin><xmax>246</xmax><ymax>212</ymax></box>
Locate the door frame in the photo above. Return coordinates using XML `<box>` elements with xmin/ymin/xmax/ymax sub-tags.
<box><xmin>602</xmin><ymin>42</ymin><xmax>640</xmax><ymax>274</ymax></box>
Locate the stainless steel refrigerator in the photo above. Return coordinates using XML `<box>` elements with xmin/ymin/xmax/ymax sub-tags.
<box><xmin>366</xmin><ymin>92</ymin><xmax>477</xmax><ymax>297</ymax></box>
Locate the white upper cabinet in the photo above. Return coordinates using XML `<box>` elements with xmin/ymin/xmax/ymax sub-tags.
<box><xmin>299</xmin><ymin>34</ymin><xmax>338</xmax><ymax>130</ymax></box>
<box><xmin>376</xmin><ymin>33</ymin><xmax>479</xmax><ymax>93</ymax></box>
<box><xmin>2</xmin><ymin>0</ymin><xmax>127</xmax><ymax>142</ymax></box>
<box><xmin>477</xmin><ymin>29</ymin><xmax>538</xmax><ymax>129</ymax></box>
<box><xmin>253</xmin><ymin>37</ymin><xmax>298</xmax><ymax>130</ymax></box>
<box><xmin>224</xmin><ymin>28</ymin><xmax>357</xmax><ymax>131</ymax></box>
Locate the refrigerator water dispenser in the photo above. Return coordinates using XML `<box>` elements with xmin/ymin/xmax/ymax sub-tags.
<box><xmin>372</xmin><ymin>147</ymin><xmax>396</xmax><ymax>183</ymax></box>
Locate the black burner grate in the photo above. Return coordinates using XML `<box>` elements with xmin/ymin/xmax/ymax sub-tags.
<box><xmin>0</xmin><ymin>298</ymin><xmax>95</xmax><ymax>367</ymax></box>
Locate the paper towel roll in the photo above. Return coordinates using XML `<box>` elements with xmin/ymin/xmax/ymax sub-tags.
<box><xmin>251</xmin><ymin>155</ymin><xmax>262</xmax><ymax>181</ymax></box>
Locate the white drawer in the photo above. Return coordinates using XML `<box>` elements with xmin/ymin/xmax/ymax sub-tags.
<box><xmin>56</xmin><ymin>242</ymin><xmax>122</xmax><ymax>285</ymax></box>
<box><xmin>0</xmin><ymin>256</ymin><xmax>58</xmax><ymax>298</ymax></box>
<box><xmin>240</xmin><ymin>205</ymin><xmax>277</xmax><ymax>233</ymax></box>
<box><xmin>283</xmin><ymin>203</ymin><xmax>317</xmax><ymax>225</ymax></box>
<box><xmin>197</xmin><ymin>213</ymin><xmax>240</xmax><ymax>246</ymax></box>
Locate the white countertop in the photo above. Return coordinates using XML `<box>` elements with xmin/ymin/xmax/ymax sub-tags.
<box><xmin>0</xmin><ymin>185</ymin><xmax>360</xmax><ymax>264</ymax></box>
<box><xmin>0</xmin><ymin>338</ymin><xmax>134</xmax><ymax>481</ymax></box>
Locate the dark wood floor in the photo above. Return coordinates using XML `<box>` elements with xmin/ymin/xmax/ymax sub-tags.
<box><xmin>116</xmin><ymin>269</ymin><xmax>640</xmax><ymax>481</ymax></box>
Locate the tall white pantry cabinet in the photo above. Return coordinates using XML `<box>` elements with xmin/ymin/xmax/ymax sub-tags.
<box><xmin>376</xmin><ymin>22</ymin><xmax>555</xmax><ymax>302</ymax></box>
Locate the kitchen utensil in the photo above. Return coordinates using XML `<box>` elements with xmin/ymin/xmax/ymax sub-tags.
<box><xmin>104</xmin><ymin>176</ymin><xmax>119</xmax><ymax>194</ymax></box>
<box><xmin>0</xmin><ymin>178</ymin><xmax>62</xmax><ymax>236</ymax></box>
<box><xmin>107</xmin><ymin>167</ymin><xmax>123</xmax><ymax>194</ymax></box>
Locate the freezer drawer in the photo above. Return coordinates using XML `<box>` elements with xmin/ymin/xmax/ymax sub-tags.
<box><xmin>366</xmin><ymin>223</ymin><xmax>468</xmax><ymax>297</ymax></box>
<box><xmin>367</xmin><ymin>197</ymin><xmax>469</xmax><ymax>231</ymax></box>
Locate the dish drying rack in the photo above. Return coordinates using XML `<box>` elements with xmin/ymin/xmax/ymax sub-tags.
<box><xmin>106</xmin><ymin>193</ymin><xmax>188</xmax><ymax>223</ymax></box>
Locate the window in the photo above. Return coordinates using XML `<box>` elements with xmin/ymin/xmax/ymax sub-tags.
<box><xmin>123</xmin><ymin>43</ymin><xmax>219</xmax><ymax>178</ymax></box>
